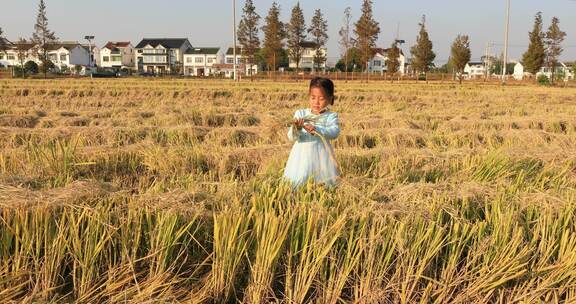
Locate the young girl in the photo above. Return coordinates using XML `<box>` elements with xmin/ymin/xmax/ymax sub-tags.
<box><xmin>283</xmin><ymin>77</ymin><xmax>340</xmax><ymax>188</ymax></box>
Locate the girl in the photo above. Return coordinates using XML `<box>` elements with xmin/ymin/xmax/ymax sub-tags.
<box><xmin>283</xmin><ymin>77</ymin><xmax>340</xmax><ymax>188</ymax></box>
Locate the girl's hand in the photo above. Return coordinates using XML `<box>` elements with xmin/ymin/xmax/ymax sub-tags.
<box><xmin>303</xmin><ymin>124</ymin><xmax>316</xmax><ymax>134</ymax></box>
<box><xmin>293</xmin><ymin>118</ymin><xmax>304</xmax><ymax>129</ymax></box>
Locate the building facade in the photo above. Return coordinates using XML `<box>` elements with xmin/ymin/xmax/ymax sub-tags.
<box><xmin>100</xmin><ymin>42</ymin><xmax>134</xmax><ymax>69</ymax></box>
<box><xmin>288</xmin><ymin>41</ymin><xmax>327</xmax><ymax>71</ymax></box>
<box><xmin>135</xmin><ymin>38</ymin><xmax>192</xmax><ymax>74</ymax></box>
<box><xmin>368</xmin><ymin>48</ymin><xmax>406</xmax><ymax>75</ymax></box>
<box><xmin>183</xmin><ymin>47</ymin><xmax>222</xmax><ymax>76</ymax></box>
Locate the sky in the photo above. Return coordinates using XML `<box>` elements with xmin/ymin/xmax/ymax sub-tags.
<box><xmin>2</xmin><ymin>0</ymin><xmax>575</xmax><ymax>65</ymax></box>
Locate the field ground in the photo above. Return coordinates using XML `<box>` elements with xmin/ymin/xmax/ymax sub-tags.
<box><xmin>1</xmin><ymin>79</ymin><xmax>576</xmax><ymax>303</ymax></box>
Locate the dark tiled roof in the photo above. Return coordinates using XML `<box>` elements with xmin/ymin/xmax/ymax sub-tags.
<box><xmin>0</xmin><ymin>38</ymin><xmax>13</xmax><ymax>50</ymax></box>
<box><xmin>135</xmin><ymin>38</ymin><xmax>190</xmax><ymax>49</ymax></box>
<box><xmin>226</xmin><ymin>47</ymin><xmax>261</xmax><ymax>55</ymax></box>
<box><xmin>300</xmin><ymin>41</ymin><xmax>319</xmax><ymax>48</ymax></box>
<box><xmin>104</xmin><ymin>41</ymin><xmax>131</xmax><ymax>50</ymax></box>
<box><xmin>185</xmin><ymin>47</ymin><xmax>220</xmax><ymax>55</ymax></box>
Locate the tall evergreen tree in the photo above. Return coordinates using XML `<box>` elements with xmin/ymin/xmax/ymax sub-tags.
<box><xmin>0</xmin><ymin>27</ymin><xmax>6</xmax><ymax>57</ymax></box>
<box><xmin>450</xmin><ymin>34</ymin><xmax>471</xmax><ymax>84</ymax></box>
<box><xmin>287</xmin><ymin>2</ymin><xmax>306</xmax><ymax>71</ymax></box>
<box><xmin>262</xmin><ymin>2</ymin><xmax>285</xmax><ymax>72</ymax></box>
<box><xmin>410</xmin><ymin>15</ymin><xmax>436</xmax><ymax>76</ymax></box>
<box><xmin>386</xmin><ymin>43</ymin><xmax>401</xmax><ymax>75</ymax></box>
<box><xmin>237</xmin><ymin>0</ymin><xmax>261</xmax><ymax>79</ymax></box>
<box><xmin>354</xmin><ymin>0</ymin><xmax>380</xmax><ymax>72</ymax></box>
<box><xmin>31</xmin><ymin>0</ymin><xmax>57</xmax><ymax>78</ymax></box>
<box><xmin>338</xmin><ymin>7</ymin><xmax>354</xmax><ymax>73</ymax></box>
<box><xmin>522</xmin><ymin>12</ymin><xmax>546</xmax><ymax>75</ymax></box>
<box><xmin>545</xmin><ymin>17</ymin><xmax>566</xmax><ymax>83</ymax></box>
<box><xmin>308</xmin><ymin>9</ymin><xmax>328</xmax><ymax>71</ymax></box>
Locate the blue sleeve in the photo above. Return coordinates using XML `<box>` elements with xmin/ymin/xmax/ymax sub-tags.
<box><xmin>315</xmin><ymin>112</ymin><xmax>340</xmax><ymax>140</ymax></box>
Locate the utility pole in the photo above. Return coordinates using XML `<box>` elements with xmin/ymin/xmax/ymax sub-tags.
<box><xmin>232</xmin><ymin>0</ymin><xmax>238</xmax><ymax>82</ymax></box>
<box><xmin>502</xmin><ymin>0</ymin><xmax>510</xmax><ymax>83</ymax></box>
<box><xmin>84</xmin><ymin>35</ymin><xmax>95</xmax><ymax>77</ymax></box>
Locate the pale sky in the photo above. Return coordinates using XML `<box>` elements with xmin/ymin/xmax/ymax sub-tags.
<box><xmin>2</xmin><ymin>0</ymin><xmax>575</xmax><ymax>64</ymax></box>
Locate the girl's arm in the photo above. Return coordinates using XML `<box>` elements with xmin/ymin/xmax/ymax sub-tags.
<box><xmin>314</xmin><ymin>113</ymin><xmax>340</xmax><ymax>140</ymax></box>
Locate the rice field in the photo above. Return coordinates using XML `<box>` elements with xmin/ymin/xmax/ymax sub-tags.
<box><xmin>1</xmin><ymin>78</ymin><xmax>576</xmax><ymax>303</ymax></box>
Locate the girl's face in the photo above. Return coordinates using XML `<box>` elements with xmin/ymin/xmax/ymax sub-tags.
<box><xmin>309</xmin><ymin>87</ymin><xmax>331</xmax><ymax>114</ymax></box>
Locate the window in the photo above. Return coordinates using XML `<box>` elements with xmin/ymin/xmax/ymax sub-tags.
<box><xmin>0</xmin><ymin>54</ymin><xmax>4</xmax><ymax>60</ymax></box>
<box><xmin>138</xmin><ymin>50</ymin><xmax>143</xmax><ymax>53</ymax></box>
<box><xmin>60</xmin><ymin>54</ymin><xmax>67</xmax><ymax>61</ymax></box>
<box><xmin>49</xmin><ymin>54</ymin><xmax>57</xmax><ymax>61</ymax></box>
<box><xmin>111</xmin><ymin>56</ymin><xmax>122</xmax><ymax>62</ymax></box>
<box><xmin>195</xmin><ymin>57</ymin><xmax>203</xmax><ymax>63</ymax></box>
<box><xmin>156</xmin><ymin>56</ymin><xmax>166</xmax><ymax>63</ymax></box>
<box><xmin>373</xmin><ymin>60</ymin><xmax>381</xmax><ymax>67</ymax></box>
<box><xmin>207</xmin><ymin>58</ymin><xmax>214</xmax><ymax>64</ymax></box>
<box><xmin>186</xmin><ymin>57</ymin><xmax>193</xmax><ymax>63</ymax></box>
<box><xmin>237</xmin><ymin>58</ymin><xmax>245</xmax><ymax>64</ymax></box>
<box><xmin>103</xmin><ymin>56</ymin><xmax>110</xmax><ymax>62</ymax></box>
<box><xmin>7</xmin><ymin>54</ymin><xmax>15</xmax><ymax>60</ymax></box>
<box><xmin>226</xmin><ymin>57</ymin><xmax>234</xmax><ymax>64</ymax></box>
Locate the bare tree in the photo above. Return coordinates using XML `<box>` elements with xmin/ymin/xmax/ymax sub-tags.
<box><xmin>338</xmin><ymin>7</ymin><xmax>354</xmax><ymax>73</ymax></box>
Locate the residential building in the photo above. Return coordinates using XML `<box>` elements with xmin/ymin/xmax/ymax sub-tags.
<box><xmin>183</xmin><ymin>47</ymin><xmax>222</xmax><ymax>76</ymax></box>
<box><xmin>288</xmin><ymin>41</ymin><xmax>327</xmax><ymax>71</ymax></box>
<box><xmin>214</xmin><ymin>47</ymin><xmax>258</xmax><ymax>78</ymax></box>
<box><xmin>134</xmin><ymin>38</ymin><xmax>192</xmax><ymax>74</ymax></box>
<box><xmin>464</xmin><ymin>61</ymin><xmax>487</xmax><ymax>79</ymax></box>
<box><xmin>537</xmin><ymin>63</ymin><xmax>574</xmax><ymax>81</ymax></box>
<box><xmin>100</xmin><ymin>42</ymin><xmax>134</xmax><ymax>69</ymax></box>
<box><xmin>368</xmin><ymin>48</ymin><xmax>406</xmax><ymax>75</ymax></box>
<box><xmin>513</xmin><ymin>62</ymin><xmax>525</xmax><ymax>80</ymax></box>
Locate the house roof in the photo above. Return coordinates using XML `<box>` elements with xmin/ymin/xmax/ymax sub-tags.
<box><xmin>185</xmin><ymin>47</ymin><xmax>220</xmax><ymax>55</ymax></box>
<box><xmin>373</xmin><ymin>47</ymin><xmax>405</xmax><ymax>57</ymax></box>
<box><xmin>300</xmin><ymin>41</ymin><xmax>319</xmax><ymax>48</ymax></box>
<box><xmin>135</xmin><ymin>38</ymin><xmax>190</xmax><ymax>49</ymax></box>
<box><xmin>0</xmin><ymin>38</ymin><xmax>13</xmax><ymax>50</ymax></box>
<box><xmin>103</xmin><ymin>41</ymin><xmax>131</xmax><ymax>50</ymax></box>
<box><xmin>226</xmin><ymin>47</ymin><xmax>261</xmax><ymax>55</ymax></box>
<box><xmin>467</xmin><ymin>61</ymin><xmax>484</xmax><ymax>66</ymax></box>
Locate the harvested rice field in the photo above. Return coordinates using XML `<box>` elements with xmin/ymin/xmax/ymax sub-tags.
<box><xmin>1</xmin><ymin>78</ymin><xmax>576</xmax><ymax>303</ymax></box>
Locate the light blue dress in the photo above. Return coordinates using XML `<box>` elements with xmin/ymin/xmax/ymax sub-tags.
<box><xmin>283</xmin><ymin>109</ymin><xmax>340</xmax><ymax>187</ymax></box>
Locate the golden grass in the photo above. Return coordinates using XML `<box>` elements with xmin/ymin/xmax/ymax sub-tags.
<box><xmin>1</xmin><ymin>78</ymin><xmax>576</xmax><ymax>303</ymax></box>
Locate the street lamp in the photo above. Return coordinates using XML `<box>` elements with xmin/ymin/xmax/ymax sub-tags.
<box><xmin>232</xmin><ymin>0</ymin><xmax>238</xmax><ymax>82</ymax></box>
<box><xmin>84</xmin><ymin>35</ymin><xmax>95</xmax><ymax>69</ymax></box>
<box><xmin>502</xmin><ymin>0</ymin><xmax>510</xmax><ymax>83</ymax></box>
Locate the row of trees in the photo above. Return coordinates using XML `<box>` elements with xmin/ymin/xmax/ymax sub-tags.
<box><xmin>237</xmin><ymin>0</ymin><xmax>328</xmax><ymax>74</ymax></box>
<box><xmin>447</xmin><ymin>13</ymin><xmax>568</xmax><ymax>84</ymax></box>
<box><xmin>0</xmin><ymin>0</ymin><xmax>58</xmax><ymax>78</ymax></box>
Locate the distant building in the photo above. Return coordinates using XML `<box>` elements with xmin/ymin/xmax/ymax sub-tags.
<box><xmin>368</xmin><ymin>48</ymin><xmax>406</xmax><ymax>75</ymax></box>
<box><xmin>537</xmin><ymin>63</ymin><xmax>574</xmax><ymax>81</ymax></box>
<box><xmin>46</xmin><ymin>42</ymin><xmax>97</xmax><ymax>72</ymax></box>
<box><xmin>183</xmin><ymin>47</ymin><xmax>222</xmax><ymax>76</ymax></box>
<box><xmin>134</xmin><ymin>38</ymin><xmax>192</xmax><ymax>74</ymax></box>
<box><xmin>288</xmin><ymin>41</ymin><xmax>327</xmax><ymax>71</ymax></box>
<box><xmin>464</xmin><ymin>61</ymin><xmax>487</xmax><ymax>79</ymax></box>
<box><xmin>512</xmin><ymin>62</ymin><xmax>525</xmax><ymax>80</ymax></box>
<box><xmin>100</xmin><ymin>42</ymin><xmax>134</xmax><ymax>69</ymax></box>
<box><xmin>0</xmin><ymin>40</ymin><xmax>37</xmax><ymax>67</ymax></box>
<box><xmin>213</xmin><ymin>47</ymin><xmax>258</xmax><ymax>78</ymax></box>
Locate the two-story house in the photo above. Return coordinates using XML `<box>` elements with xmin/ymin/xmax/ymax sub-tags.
<box><xmin>537</xmin><ymin>63</ymin><xmax>574</xmax><ymax>81</ymax></box>
<box><xmin>367</xmin><ymin>48</ymin><xmax>406</xmax><ymax>75</ymax></box>
<box><xmin>134</xmin><ymin>38</ymin><xmax>192</xmax><ymax>74</ymax></box>
<box><xmin>288</xmin><ymin>41</ymin><xmax>327</xmax><ymax>71</ymax></box>
<box><xmin>100</xmin><ymin>42</ymin><xmax>134</xmax><ymax>70</ymax></box>
<box><xmin>213</xmin><ymin>47</ymin><xmax>259</xmax><ymax>78</ymax></box>
<box><xmin>46</xmin><ymin>42</ymin><xmax>98</xmax><ymax>72</ymax></box>
<box><xmin>464</xmin><ymin>61</ymin><xmax>487</xmax><ymax>79</ymax></box>
<box><xmin>183</xmin><ymin>47</ymin><xmax>222</xmax><ymax>76</ymax></box>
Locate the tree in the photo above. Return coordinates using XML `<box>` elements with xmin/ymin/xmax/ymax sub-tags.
<box><xmin>450</xmin><ymin>35</ymin><xmax>471</xmax><ymax>84</ymax></box>
<box><xmin>386</xmin><ymin>43</ymin><xmax>401</xmax><ymax>75</ymax></box>
<box><xmin>262</xmin><ymin>2</ymin><xmax>285</xmax><ymax>72</ymax></box>
<box><xmin>522</xmin><ymin>12</ymin><xmax>546</xmax><ymax>75</ymax></box>
<box><xmin>336</xmin><ymin>47</ymin><xmax>362</xmax><ymax>72</ymax></box>
<box><xmin>354</xmin><ymin>0</ymin><xmax>380</xmax><ymax>73</ymax></box>
<box><xmin>287</xmin><ymin>2</ymin><xmax>306</xmax><ymax>72</ymax></box>
<box><xmin>308</xmin><ymin>9</ymin><xmax>328</xmax><ymax>71</ymax></box>
<box><xmin>545</xmin><ymin>17</ymin><xmax>566</xmax><ymax>83</ymax></box>
<box><xmin>14</xmin><ymin>38</ymin><xmax>31</xmax><ymax>78</ymax></box>
<box><xmin>0</xmin><ymin>27</ymin><xmax>6</xmax><ymax>56</ymax></box>
<box><xmin>338</xmin><ymin>7</ymin><xmax>355</xmax><ymax>74</ymax></box>
<box><xmin>410</xmin><ymin>15</ymin><xmax>436</xmax><ymax>77</ymax></box>
<box><xmin>25</xmin><ymin>61</ymin><xmax>39</xmax><ymax>74</ymax></box>
<box><xmin>237</xmin><ymin>0</ymin><xmax>260</xmax><ymax>80</ymax></box>
<box><xmin>31</xmin><ymin>0</ymin><xmax>58</xmax><ymax>78</ymax></box>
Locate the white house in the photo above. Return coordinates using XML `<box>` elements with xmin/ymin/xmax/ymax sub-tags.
<box><xmin>214</xmin><ymin>47</ymin><xmax>259</xmax><ymax>78</ymax></box>
<box><xmin>135</xmin><ymin>38</ymin><xmax>192</xmax><ymax>74</ymax></box>
<box><xmin>513</xmin><ymin>62</ymin><xmax>525</xmax><ymax>80</ymax></box>
<box><xmin>367</xmin><ymin>48</ymin><xmax>406</xmax><ymax>75</ymax></box>
<box><xmin>183</xmin><ymin>47</ymin><xmax>222</xmax><ymax>76</ymax></box>
<box><xmin>288</xmin><ymin>41</ymin><xmax>327</xmax><ymax>71</ymax></box>
<box><xmin>100</xmin><ymin>42</ymin><xmax>134</xmax><ymax>69</ymax></box>
<box><xmin>536</xmin><ymin>63</ymin><xmax>574</xmax><ymax>81</ymax></box>
<box><xmin>45</xmin><ymin>42</ymin><xmax>96</xmax><ymax>72</ymax></box>
<box><xmin>0</xmin><ymin>40</ymin><xmax>37</xmax><ymax>67</ymax></box>
<box><xmin>464</xmin><ymin>61</ymin><xmax>487</xmax><ymax>79</ymax></box>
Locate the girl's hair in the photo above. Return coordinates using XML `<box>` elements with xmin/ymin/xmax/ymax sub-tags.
<box><xmin>309</xmin><ymin>77</ymin><xmax>335</xmax><ymax>105</ymax></box>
